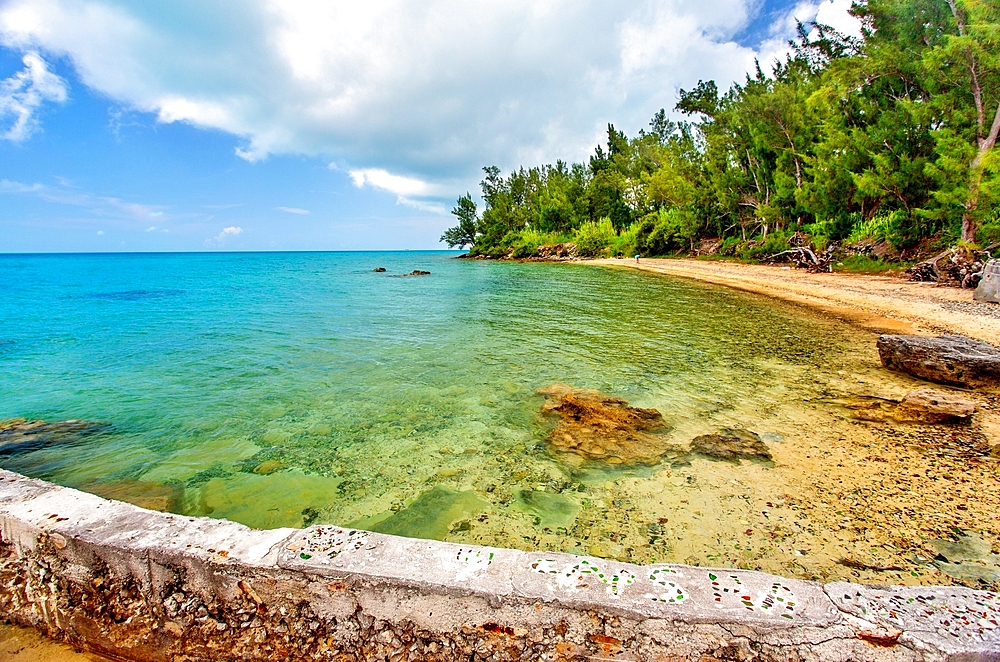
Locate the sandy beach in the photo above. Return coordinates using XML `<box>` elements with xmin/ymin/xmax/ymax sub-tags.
<box><xmin>591</xmin><ymin>257</ymin><xmax>1000</xmax><ymax>343</ymax></box>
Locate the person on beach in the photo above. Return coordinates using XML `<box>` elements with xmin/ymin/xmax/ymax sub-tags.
<box><xmin>635</xmin><ymin>254</ymin><xmax>640</xmax><ymax>263</ymax></box>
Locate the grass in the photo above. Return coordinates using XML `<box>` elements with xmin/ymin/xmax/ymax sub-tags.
<box><xmin>832</xmin><ymin>255</ymin><xmax>912</xmax><ymax>274</ymax></box>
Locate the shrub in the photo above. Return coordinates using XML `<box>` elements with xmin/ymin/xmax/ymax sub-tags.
<box><xmin>574</xmin><ymin>217</ymin><xmax>617</xmax><ymax>256</ymax></box>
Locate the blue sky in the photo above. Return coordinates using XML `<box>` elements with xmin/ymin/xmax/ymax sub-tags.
<box><xmin>0</xmin><ymin>0</ymin><xmax>858</xmax><ymax>252</ymax></box>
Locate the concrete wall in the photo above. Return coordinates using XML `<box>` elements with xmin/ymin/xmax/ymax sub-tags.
<box><xmin>0</xmin><ymin>469</ymin><xmax>997</xmax><ymax>661</ymax></box>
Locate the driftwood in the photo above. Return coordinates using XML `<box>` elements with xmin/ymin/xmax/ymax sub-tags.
<box><xmin>767</xmin><ymin>246</ymin><xmax>832</xmax><ymax>272</ymax></box>
<box><xmin>910</xmin><ymin>243</ymin><xmax>1000</xmax><ymax>287</ymax></box>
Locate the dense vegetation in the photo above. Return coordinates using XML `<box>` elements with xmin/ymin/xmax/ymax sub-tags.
<box><xmin>442</xmin><ymin>0</ymin><xmax>1000</xmax><ymax>267</ymax></box>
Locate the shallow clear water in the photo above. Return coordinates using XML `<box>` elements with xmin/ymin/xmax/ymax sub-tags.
<box><xmin>2</xmin><ymin>252</ymin><xmax>996</xmax><ymax>586</ymax></box>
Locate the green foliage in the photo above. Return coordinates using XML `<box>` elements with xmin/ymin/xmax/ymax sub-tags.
<box><xmin>440</xmin><ymin>194</ymin><xmax>479</xmax><ymax>248</ymax></box>
<box><xmin>978</xmin><ymin>209</ymin><xmax>1000</xmax><ymax>247</ymax></box>
<box><xmin>441</xmin><ymin>0</ymin><xmax>1000</xmax><ymax>257</ymax></box>
<box><xmin>573</xmin><ymin>218</ymin><xmax>617</xmax><ymax>256</ymax></box>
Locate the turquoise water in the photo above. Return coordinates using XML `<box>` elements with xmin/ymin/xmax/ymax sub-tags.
<box><xmin>1</xmin><ymin>251</ymin><xmax>924</xmax><ymax>574</ymax></box>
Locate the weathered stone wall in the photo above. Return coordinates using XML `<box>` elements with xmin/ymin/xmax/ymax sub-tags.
<box><xmin>1</xmin><ymin>469</ymin><xmax>997</xmax><ymax>661</ymax></box>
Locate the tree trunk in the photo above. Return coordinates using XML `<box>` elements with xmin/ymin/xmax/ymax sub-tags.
<box><xmin>961</xmin><ymin>99</ymin><xmax>1000</xmax><ymax>242</ymax></box>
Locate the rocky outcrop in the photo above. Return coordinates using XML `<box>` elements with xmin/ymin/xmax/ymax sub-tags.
<box><xmin>876</xmin><ymin>334</ymin><xmax>1000</xmax><ymax>388</ymax></box>
<box><xmin>373</xmin><ymin>267</ymin><xmax>386</xmax><ymax>272</ymax></box>
<box><xmin>689</xmin><ymin>428</ymin><xmax>772</xmax><ymax>462</ymax></box>
<box><xmin>898</xmin><ymin>389</ymin><xmax>977</xmax><ymax>423</ymax></box>
<box><xmin>537</xmin><ymin>384</ymin><xmax>673</xmax><ymax>465</ymax></box>
<box><xmin>0</xmin><ymin>418</ymin><xmax>111</xmax><ymax>457</ymax></box>
<box><xmin>845</xmin><ymin>389</ymin><xmax>977</xmax><ymax>425</ymax></box>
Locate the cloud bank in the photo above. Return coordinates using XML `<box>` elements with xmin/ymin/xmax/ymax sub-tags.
<box><xmin>0</xmin><ymin>0</ymin><xmax>856</xmax><ymax>205</ymax></box>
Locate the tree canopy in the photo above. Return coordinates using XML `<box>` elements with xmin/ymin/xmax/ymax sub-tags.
<box><xmin>442</xmin><ymin>0</ymin><xmax>1000</xmax><ymax>261</ymax></box>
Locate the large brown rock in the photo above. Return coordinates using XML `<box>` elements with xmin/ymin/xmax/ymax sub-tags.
<box><xmin>876</xmin><ymin>334</ymin><xmax>1000</xmax><ymax>388</ymax></box>
<box><xmin>536</xmin><ymin>383</ymin><xmax>673</xmax><ymax>465</ymax></box>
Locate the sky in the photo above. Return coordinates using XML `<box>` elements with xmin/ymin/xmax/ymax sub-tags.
<box><xmin>0</xmin><ymin>0</ymin><xmax>860</xmax><ymax>252</ymax></box>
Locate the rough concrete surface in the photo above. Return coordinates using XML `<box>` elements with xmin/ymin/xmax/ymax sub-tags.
<box><xmin>1</xmin><ymin>469</ymin><xmax>997</xmax><ymax>661</ymax></box>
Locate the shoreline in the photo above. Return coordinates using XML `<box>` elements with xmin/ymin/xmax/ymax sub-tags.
<box><xmin>589</xmin><ymin>257</ymin><xmax>1000</xmax><ymax>343</ymax></box>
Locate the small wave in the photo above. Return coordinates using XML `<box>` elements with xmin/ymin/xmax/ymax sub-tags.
<box><xmin>82</xmin><ymin>289</ymin><xmax>185</xmax><ymax>301</ymax></box>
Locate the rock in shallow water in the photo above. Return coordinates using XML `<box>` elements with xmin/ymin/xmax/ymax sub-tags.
<box><xmin>877</xmin><ymin>334</ymin><xmax>1000</xmax><ymax>388</ymax></box>
<box><xmin>536</xmin><ymin>383</ymin><xmax>674</xmax><ymax>465</ymax></box>
<box><xmin>689</xmin><ymin>428</ymin><xmax>772</xmax><ymax>462</ymax></box>
<box><xmin>0</xmin><ymin>418</ymin><xmax>112</xmax><ymax>456</ymax></box>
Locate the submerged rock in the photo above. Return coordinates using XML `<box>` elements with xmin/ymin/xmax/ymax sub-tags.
<box><xmin>513</xmin><ymin>488</ymin><xmax>580</xmax><ymax>529</ymax></box>
<box><xmin>536</xmin><ymin>383</ymin><xmax>673</xmax><ymax>465</ymax></box>
<box><xmin>0</xmin><ymin>418</ymin><xmax>111</xmax><ymax>456</ymax></box>
<box><xmin>85</xmin><ymin>480</ymin><xmax>183</xmax><ymax>513</ymax></box>
<box><xmin>845</xmin><ymin>389</ymin><xmax>976</xmax><ymax>425</ymax></box>
<box><xmin>876</xmin><ymin>334</ymin><xmax>1000</xmax><ymax>388</ymax></box>
<box><xmin>690</xmin><ymin>428</ymin><xmax>772</xmax><ymax>462</ymax></box>
<box><xmin>929</xmin><ymin>531</ymin><xmax>1000</xmax><ymax>586</ymax></box>
<box><xmin>362</xmin><ymin>486</ymin><xmax>488</xmax><ymax>540</ymax></box>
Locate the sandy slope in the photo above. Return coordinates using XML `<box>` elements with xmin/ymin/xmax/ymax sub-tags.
<box><xmin>591</xmin><ymin>257</ymin><xmax>1000</xmax><ymax>342</ymax></box>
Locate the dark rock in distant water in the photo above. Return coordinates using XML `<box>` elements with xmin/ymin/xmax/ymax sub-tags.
<box><xmin>690</xmin><ymin>428</ymin><xmax>772</xmax><ymax>462</ymax></box>
<box><xmin>373</xmin><ymin>267</ymin><xmax>386</xmax><ymax>272</ymax></box>
<box><xmin>877</xmin><ymin>334</ymin><xmax>1000</xmax><ymax>388</ymax></box>
<box><xmin>408</xmin><ymin>270</ymin><xmax>431</xmax><ymax>276</ymax></box>
<box><xmin>0</xmin><ymin>418</ymin><xmax>112</xmax><ymax>457</ymax></box>
<box><xmin>537</xmin><ymin>383</ymin><xmax>674</xmax><ymax>465</ymax></box>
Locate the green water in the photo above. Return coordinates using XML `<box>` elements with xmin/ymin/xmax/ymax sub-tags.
<box><xmin>1</xmin><ymin>252</ymin><xmax>920</xmax><ymax>571</ymax></box>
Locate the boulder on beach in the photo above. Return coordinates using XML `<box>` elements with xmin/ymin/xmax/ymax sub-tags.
<box><xmin>974</xmin><ymin>259</ymin><xmax>998</xmax><ymax>303</ymax></box>
<box><xmin>690</xmin><ymin>428</ymin><xmax>772</xmax><ymax>462</ymax></box>
<box><xmin>536</xmin><ymin>383</ymin><xmax>674</xmax><ymax>465</ymax></box>
<box><xmin>876</xmin><ymin>334</ymin><xmax>1000</xmax><ymax>388</ymax></box>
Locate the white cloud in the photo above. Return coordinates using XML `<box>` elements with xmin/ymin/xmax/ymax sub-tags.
<box><xmin>206</xmin><ymin>225</ymin><xmax>243</xmax><ymax>247</ymax></box>
<box><xmin>0</xmin><ymin>178</ymin><xmax>43</xmax><ymax>193</ymax></box>
<box><xmin>1</xmin><ymin>177</ymin><xmax>166</xmax><ymax>219</ymax></box>
<box><xmin>276</xmin><ymin>206</ymin><xmax>309</xmax><ymax>215</ymax></box>
<box><xmin>0</xmin><ymin>0</ymin><xmax>853</xmax><ymax>197</ymax></box>
<box><xmin>348</xmin><ymin>167</ymin><xmax>449</xmax><ymax>213</ymax></box>
<box><xmin>754</xmin><ymin>0</ymin><xmax>861</xmax><ymax>67</ymax></box>
<box><xmin>0</xmin><ymin>50</ymin><xmax>67</xmax><ymax>140</ymax></box>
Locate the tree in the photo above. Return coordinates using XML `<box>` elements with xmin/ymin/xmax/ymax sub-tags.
<box><xmin>440</xmin><ymin>194</ymin><xmax>479</xmax><ymax>248</ymax></box>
